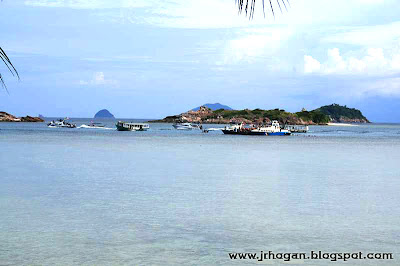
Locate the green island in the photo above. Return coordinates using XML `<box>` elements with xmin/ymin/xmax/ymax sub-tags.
<box><xmin>151</xmin><ymin>104</ymin><xmax>370</xmax><ymax>125</ymax></box>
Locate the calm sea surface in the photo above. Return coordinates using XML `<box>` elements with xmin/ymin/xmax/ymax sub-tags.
<box><xmin>1</xmin><ymin>119</ymin><xmax>399</xmax><ymax>265</ymax></box>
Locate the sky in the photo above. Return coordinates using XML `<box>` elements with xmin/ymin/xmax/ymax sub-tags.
<box><xmin>1</xmin><ymin>0</ymin><xmax>400</xmax><ymax>122</ymax></box>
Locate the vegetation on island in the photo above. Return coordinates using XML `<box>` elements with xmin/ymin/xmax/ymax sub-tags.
<box><xmin>295</xmin><ymin>110</ymin><xmax>330</xmax><ymax>124</ymax></box>
<box><xmin>212</xmin><ymin>108</ymin><xmax>294</xmax><ymax>122</ymax></box>
<box><xmin>208</xmin><ymin>108</ymin><xmax>331</xmax><ymax>125</ymax></box>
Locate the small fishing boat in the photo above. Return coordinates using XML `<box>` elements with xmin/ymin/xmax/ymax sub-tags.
<box><xmin>222</xmin><ymin>120</ymin><xmax>291</xmax><ymax>136</ymax></box>
<box><xmin>116</xmin><ymin>121</ymin><xmax>149</xmax><ymax>131</ymax></box>
<box><xmin>172</xmin><ymin>122</ymin><xmax>201</xmax><ymax>130</ymax></box>
<box><xmin>47</xmin><ymin>118</ymin><xmax>76</xmax><ymax>128</ymax></box>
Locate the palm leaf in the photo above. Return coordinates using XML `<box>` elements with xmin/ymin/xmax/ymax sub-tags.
<box><xmin>0</xmin><ymin>47</ymin><xmax>19</xmax><ymax>92</ymax></box>
<box><xmin>236</xmin><ymin>0</ymin><xmax>290</xmax><ymax>19</ymax></box>
<box><xmin>0</xmin><ymin>73</ymin><xmax>9</xmax><ymax>94</ymax></box>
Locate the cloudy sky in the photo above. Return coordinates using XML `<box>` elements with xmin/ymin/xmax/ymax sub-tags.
<box><xmin>1</xmin><ymin>0</ymin><xmax>400</xmax><ymax>121</ymax></box>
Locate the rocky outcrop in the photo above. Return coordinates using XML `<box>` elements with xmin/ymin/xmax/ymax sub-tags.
<box><xmin>0</xmin><ymin>112</ymin><xmax>20</xmax><ymax>122</ymax></box>
<box><xmin>332</xmin><ymin>116</ymin><xmax>369</xmax><ymax>123</ymax></box>
<box><xmin>94</xmin><ymin>109</ymin><xmax>115</xmax><ymax>119</ymax></box>
<box><xmin>0</xmin><ymin>112</ymin><xmax>44</xmax><ymax>122</ymax></box>
<box><xmin>20</xmin><ymin>116</ymin><xmax>45</xmax><ymax>122</ymax></box>
<box><xmin>181</xmin><ymin>106</ymin><xmax>214</xmax><ymax>122</ymax></box>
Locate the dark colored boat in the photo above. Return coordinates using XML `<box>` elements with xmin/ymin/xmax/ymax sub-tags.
<box><xmin>116</xmin><ymin>121</ymin><xmax>149</xmax><ymax>131</ymax></box>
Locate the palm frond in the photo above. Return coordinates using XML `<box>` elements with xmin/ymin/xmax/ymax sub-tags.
<box><xmin>0</xmin><ymin>73</ymin><xmax>9</xmax><ymax>94</ymax></box>
<box><xmin>0</xmin><ymin>47</ymin><xmax>19</xmax><ymax>79</ymax></box>
<box><xmin>0</xmin><ymin>47</ymin><xmax>19</xmax><ymax>92</ymax></box>
<box><xmin>236</xmin><ymin>0</ymin><xmax>290</xmax><ymax>19</ymax></box>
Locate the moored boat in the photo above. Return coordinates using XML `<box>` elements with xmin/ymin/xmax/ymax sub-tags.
<box><xmin>116</xmin><ymin>121</ymin><xmax>149</xmax><ymax>131</ymax></box>
<box><xmin>222</xmin><ymin>120</ymin><xmax>291</xmax><ymax>136</ymax></box>
<box><xmin>284</xmin><ymin>124</ymin><xmax>309</xmax><ymax>133</ymax></box>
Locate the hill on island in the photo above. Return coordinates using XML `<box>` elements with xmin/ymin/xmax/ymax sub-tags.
<box><xmin>94</xmin><ymin>109</ymin><xmax>115</xmax><ymax>119</ymax></box>
<box><xmin>315</xmin><ymin>104</ymin><xmax>369</xmax><ymax>123</ymax></box>
<box><xmin>191</xmin><ymin>103</ymin><xmax>232</xmax><ymax>111</ymax></box>
<box><xmin>151</xmin><ymin>104</ymin><xmax>369</xmax><ymax>125</ymax></box>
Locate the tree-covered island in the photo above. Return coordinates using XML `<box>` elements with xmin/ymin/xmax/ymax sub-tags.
<box><xmin>151</xmin><ymin>104</ymin><xmax>369</xmax><ymax>125</ymax></box>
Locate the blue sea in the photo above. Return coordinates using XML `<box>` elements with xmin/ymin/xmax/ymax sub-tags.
<box><xmin>1</xmin><ymin>119</ymin><xmax>399</xmax><ymax>265</ymax></box>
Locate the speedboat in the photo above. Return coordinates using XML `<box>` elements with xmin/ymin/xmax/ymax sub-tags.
<box><xmin>78</xmin><ymin>122</ymin><xmax>106</xmax><ymax>129</ymax></box>
<box><xmin>47</xmin><ymin>118</ymin><xmax>76</xmax><ymax>128</ymax></box>
<box><xmin>172</xmin><ymin>123</ymin><xmax>201</xmax><ymax>130</ymax></box>
<box><xmin>222</xmin><ymin>120</ymin><xmax>291</xmax><ymax>136</ymax></box>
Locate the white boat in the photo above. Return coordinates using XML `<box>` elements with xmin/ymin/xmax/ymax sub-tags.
<box><xmin>47</xmin><ymin>118</ymin><xmax>76</xmax><ymax>128</ymax></box>
<box><xmin>116</xmin><ymin>121</ymin><xmax>149</xmax><ymax>131</ymax></box>
<box><xmin>172</xmin><ymin>123</ymin><xmax>201</xmax><ymax>130</ymax></box>
<box><xmin>78</xmin><ymin>122</ymin><xmax>109</xmax><ymax>129</ymax></box>
<box><xmin>284</xmin><ymin>124</ymin><xmax>309</xmax><ymax>133</ymax></box>
<box><xmin>222</xmin><ymin>120</ymin><xmax>291</xmax><ymax>136</ymax></box>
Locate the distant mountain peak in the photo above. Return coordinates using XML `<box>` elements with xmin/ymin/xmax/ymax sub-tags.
<box><xmin>192</xmin><ymin>103</ymin><xmax>233</xmax><ymax>111</ymax></box>
<box><xmin>94</xmin><ymin>109</ymin><xmax>115</xmax><ymax>119</ymax></box>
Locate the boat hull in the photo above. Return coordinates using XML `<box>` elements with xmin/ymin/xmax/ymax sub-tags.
<box><xmin>47</xmin><ymin>124</ymin><xmax>76</xmax><ymax>128</ymax></box>
<box><xmin>222</xmin><ymin>120</ymin><xmax>291</xmax><ymax>136</ymax></box>
<box><xmin>116</xmin><ymin>125</ymin><xmax>147</xmax><ymax>131</ymax></box>
<box><xmin>222</xmin><ymin>130</ymin><xmax>266</xmax><ymax>136</ymax></box>
<box><xmin>267</xmin><ymin>132</ymin><xmax>291</xmax><ymax>136</ymax></box>
<box><xmin>222</xmin><ymin>130</ymin><xmax>291</xmax><ymax>136</ymax></box>
<box><xmin>115</xmin><ymin>122</ymin><xmax>149</xmax><ymax>131</ymax></box>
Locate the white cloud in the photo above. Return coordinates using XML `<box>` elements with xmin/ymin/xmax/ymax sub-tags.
<box><xmin>356</xmin><ymin>0</ymin><xmax>384</xmax><ymax>4</ymax></box>
<box><xmin>24</xmin><ymin>0</ymin><xmax>154</xmax><ymax>9</ymax></box>
<box><xmin>23</xmin><ymin>0</ymin><xmax>398</xmax><ymax>30</ymax></box>
<box><xmin>21</xmin><ymin>0</ymin><xmax>373</xmax><ymax>28</ymax></box>
<box><xmin>304</xmin><ymin>55</ymin><xmax>321</xmax><ymax>73</ymax></box>
<box><xmin>344</xmin><ymin>77</ymin><xmax>400</xmax><ymax>98</ymax></box>
<box><xmin>220</xmin><ymin>27</ymin><xmax>293</xmax><ymax>64</ymax></box>
<box><xmin>323</xmin><ymin>22</ymin><xmax>400</xmax><ymax>47</ymax></box>
<box><xmin>304</xmin><ymin>47</ymin><xmax>400</xmax><ymax>75</ymax></box>
<box><xmin>367</xmin><ymin>77</ymin><xmax>400</xmax><ymax>96</ymax></box>
<box><xmin>79</xmin><ymin>72</ymin><xmax>117</xmax><ymax>86</ymax></box>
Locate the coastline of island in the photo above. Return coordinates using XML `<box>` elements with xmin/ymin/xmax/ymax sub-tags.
<box><xmin>150</xmin><ymin>104</ymin><xmax>370</xmax><ymax>125</ymax></box>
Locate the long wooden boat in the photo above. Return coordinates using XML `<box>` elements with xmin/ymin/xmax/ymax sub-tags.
<box><xmin>116</xmin><ymin>121</ymin><xmax>149</xmax><ymax>131</ymax></box>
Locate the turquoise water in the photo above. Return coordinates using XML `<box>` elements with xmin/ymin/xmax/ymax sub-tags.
<box><xmin>1</xmin><ymin>120</ymin><xmax>400</xmax><ymax>265</ymax></box>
